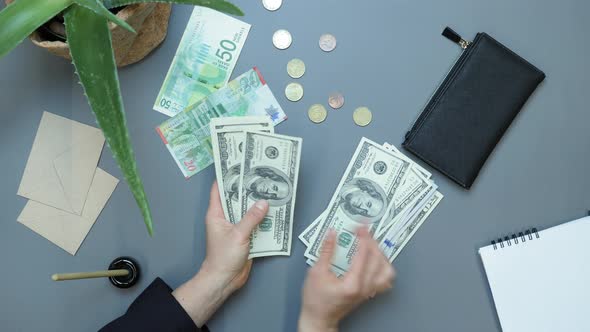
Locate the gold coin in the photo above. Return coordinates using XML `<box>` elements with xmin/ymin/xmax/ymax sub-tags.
<box><xmin>308</xmin><ymin>104</ymin><xmax>328</xmax><ymax>123</ymax></box>
<box><xmin>353</xmin><ymin>107</ymin><xmax>372</xmax><ymax>126</ymax></box>
<box><xmin>285</xmin><ymin>83</ymin><xmax>304</xmax><ymax>102</ymax></box>
<box><xmin>287</xmin><ymin>59</ymin><xmax>306</xmax><ymax>79</ymax></box>
<box><xmin>328</xmin><ymin>92</ymin><xmax>344</xmax><ymax>109</ymax></box>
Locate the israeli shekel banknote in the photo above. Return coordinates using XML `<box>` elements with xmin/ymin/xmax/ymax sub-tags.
<box><xmin>154</xmin><ymin>7</ymin><xmax>251</xmax><ymax>116</ymax></box>
<box><xmin>239</xmin><ymin>131</ymin><xmax>302</xmax><ymax>258</ymax></box>
<box><xmin>210</xmin><ymin>116</ymin><xmax>274</xmax><ymax>223</ymax></box>
<box><xmin>156</xmin><ymin>68</ymin><xmax>287</xmax><ymax>178</ymax></box>
<box><xmin>304</xmin><ymin>138</ymin><xmax>411</xmax><ymax>272</ymax></box>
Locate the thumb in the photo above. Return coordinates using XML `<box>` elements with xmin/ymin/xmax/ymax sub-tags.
<box><xmin>236</xmin><ymin>200</ymin><xmax>269</xmax><ymax>240</ymax></box>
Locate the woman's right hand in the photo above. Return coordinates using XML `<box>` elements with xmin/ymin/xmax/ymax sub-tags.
<box><xmin>298</xmin><ymin>227</ymin><xmax>396</xmax><ymax>332</ymax></box>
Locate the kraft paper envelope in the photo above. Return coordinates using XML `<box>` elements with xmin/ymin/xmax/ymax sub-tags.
<box><xmin>18</xmin><ymin>168</ymin><xmax>119</xmax><ymax>255</ymax></box>
<box><xmin>17</xmin><ymin>112</ymin><xmax>105</xmax><ymax>215</ymax></box>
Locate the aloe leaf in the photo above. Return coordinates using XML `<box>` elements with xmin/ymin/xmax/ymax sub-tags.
<box><xmin>73</xmin><ymin>0</ymin><xmax>135</xmax><ymax>33</ymax></box>
<box><xmin>64</xmin><ymin>4</ymin><xmax>154</xmax><ymax>235</ymax></box>
<box><xmin>0</xmin><ymin>0</ymin><xmax>73</xmax><ymax>58</ymax></box>
<box><xmin>103</xmin><ymin>0</ymin><xmax>243</xmax><ymax>16</ymax></box>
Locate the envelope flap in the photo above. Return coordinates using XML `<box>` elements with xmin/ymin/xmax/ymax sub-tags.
<box><xmin>53</xmin><ymin>131</ymin><xmax>105</xmax><ymax>215</ymax></box>
<box><xmin>17</xmin><ymin>112</ymin><xmax>105</xmax><ymax>214</ymax></box>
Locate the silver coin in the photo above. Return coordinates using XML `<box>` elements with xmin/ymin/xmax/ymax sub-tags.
<box><xmin>328</xmin><ymin>92</ymin><xmax>344</xmax><ymax>109</ymax></box>
<box><xmin>319</xmin><ymin>33</ymin><xmax>337</xmax><ymax>52</ymax></box>
<box><xmin>273</xmin><ymin>29</ymin><xmax>292</xmax><ymax>50</ymax></box>
<box><xmin>285</xmin><ymin>83</ymin><xmax>304</xmax><ymax>102</ymax></box>
<box><xmin>262</xmin><ymin>0</ymin><xmax>282</xmax><ymax>11</ymax></box>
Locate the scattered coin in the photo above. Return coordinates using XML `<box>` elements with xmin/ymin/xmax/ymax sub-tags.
<box><xmin>328</xmin><ymin>92</ymin><xmax>345</xmax><ymax>109</ymax></box>
<box><xmin>285</xmin><ymin>83</ymin><xmax>304</xmax><ymax>102</ymax></box>
<box><xmin>319</xmin><ymin>33</ymin><xmax>337</xmax><ymax>52</ymax></box>
<box><xmin>308</xmin><ymin>104</ymin><xmax>328</xmax><ymax>124</ymax></box>
<box><xmin>262</xmin><ymin>0</ymin><xmax>282</xmax><ymax>11</ymax></box>
<box><xmin>287</xmin><ymin>59</ymin><xmax>306</xmax><ymax>79</ymax></box>
<box><xmin>273</xmin><ymin>29</ymin><xmax>293</xmax><ymax>50</ymax></box>
<box><xmin>353</xmin><ymin>107</ymin><xmax>372</xmax><ymax>126</ymax></box>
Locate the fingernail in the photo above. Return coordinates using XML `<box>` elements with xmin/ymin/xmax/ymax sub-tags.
<box><xmin>255</xmin><ymin>200</ymin><xmax>269</xmax><ymax>210</ymax></box>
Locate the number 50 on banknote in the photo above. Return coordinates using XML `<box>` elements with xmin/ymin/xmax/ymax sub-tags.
<box><xmin>153</xmin><ymin>7</ymin><xmax>251</xmax><ymax>117</ymax></box>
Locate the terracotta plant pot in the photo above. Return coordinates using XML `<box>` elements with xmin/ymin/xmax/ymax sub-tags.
<box><xmin>4</xmin><ymin>1</ymin><xmax>172</xmax><ymax>67</ymax></box>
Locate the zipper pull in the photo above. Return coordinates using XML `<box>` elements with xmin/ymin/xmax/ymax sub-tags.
<box><xmin>442</xmin><ymin>27</ymin><xmax>471</xmax><ymax>49</ymax></box>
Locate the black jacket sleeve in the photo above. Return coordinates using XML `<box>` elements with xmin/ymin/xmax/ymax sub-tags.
<box><xmin>100</xmin><ymin>277</ymin><xmax>208</xmax><ymax>332</ymax></box>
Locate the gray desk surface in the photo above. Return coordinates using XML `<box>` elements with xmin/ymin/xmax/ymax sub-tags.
<box><xmin>1</xmin><ymin>0</ymin><xmax>589</xmax><ymax>331</ymax></box>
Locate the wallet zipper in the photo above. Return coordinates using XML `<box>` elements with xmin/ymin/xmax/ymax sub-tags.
<box><xmin>404</xmin><ymin>27</ymin><xmax>476</xmax><ymax>142</ymax></box>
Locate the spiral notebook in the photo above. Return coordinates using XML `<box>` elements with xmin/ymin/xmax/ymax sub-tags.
<box><xmin>479</xmin><ymin>216</ymin><xmax>590</xmax><ymax>332</ymax></box>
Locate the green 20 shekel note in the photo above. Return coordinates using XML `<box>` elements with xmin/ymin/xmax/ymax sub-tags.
<box><xmin>156</xmin><ymin>68</ymin><xmax>288</xmax><ymax>178</ymax></box>
<box><xmin>153</xmin><ymin>7</ymin><xmax>251</xmax><ymax>117</ymax></box>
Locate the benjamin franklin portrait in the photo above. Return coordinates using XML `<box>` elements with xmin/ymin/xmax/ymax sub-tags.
<box><xmin>224</xmin><ymin>164</ymin><xmax>242</xmax><ymax>202</ymax></box>
<box><xmin>338</xmin><ymin>178</ymin><xmax>388</xmax><ymax>224</ymax></box>
<box><xmin>242</xmin><ymin>166</ymin><xmax>293</xmax><ymax>206</ymax></box>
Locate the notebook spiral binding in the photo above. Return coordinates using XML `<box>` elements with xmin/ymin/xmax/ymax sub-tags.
<box><xmin>491</xmin><ymin>228</ymin><xmax>540</xmax><ymax>250</ymax></box>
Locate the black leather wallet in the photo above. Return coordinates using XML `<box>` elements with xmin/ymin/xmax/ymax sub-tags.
<box><xmin>402</xmin><ymin>27</ymin><xmax>545</xmax><ymax>189</ymax></box>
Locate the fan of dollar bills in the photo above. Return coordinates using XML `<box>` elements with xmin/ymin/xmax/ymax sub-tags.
<box><xmin>152</xmin><ymin>7</ymin><xmax>442</xmax><ymax>270</ymax></box>
<box><xmin>299</xmin><ymin>138</ymin><xmax>443</xmax><ymax>275</ymax></box>
<box><xmin>210</xmin><ymin>116</ymin><xmax>303</xmax><ymax>258</ymax></box>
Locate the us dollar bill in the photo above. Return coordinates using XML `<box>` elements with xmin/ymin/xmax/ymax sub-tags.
<box><xmin>379</xmin><ymin>191</ymin><xmax>443</xmax><ymax>262</ymax></box>
<box><xmin>239</xmin><ymin>132</ymin><xmax>302</xmax><ymax>258</ymax></box>
<box><xmin>210</xmin><ymin>116</ymin><xmax>274</xmax><ymax>223</ymax></box>
<box><xmin>299</xmin><ymin>213</ymin><xmax>325</xmax><ymax>247</ymax></box>
<box><xmin>304</xmin><ymin>138</ymin><xmax>411</xmax><ymax>272</ymax></box>
<box><xmin>376</xmin><ymin>168</ymin><xmax>433</xmax><ymax>237</ymax></box>
<box><xmin>156</xmin><ymin>68</ymin><xmax>287</xmax><ymax>178</ymax></box>
<box><xmin>154</xmin><ymin>7</ymin><xmax>251</xmax><ymax>116</ymax></box>
<box><xmin>300</xmin><ymin>142</ymin><xmax>431</xmax><ymax>247</ymax></box>
<box><xmin>376</xmin><ymin>184</ymin><xmax>437</xmax><ymax>242</ymax></box>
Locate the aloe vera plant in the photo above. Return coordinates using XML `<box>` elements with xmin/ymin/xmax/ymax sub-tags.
<box><xmin>0</xmin><ymin>0</ymin><xmax>243</xmax><ymax>236</ymax></box>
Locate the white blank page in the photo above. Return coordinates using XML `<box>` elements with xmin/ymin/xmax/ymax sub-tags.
<box><xmin>479</xmin><ymin>217</ymin><xmax>590</xmax><ymax>332</ymax></box>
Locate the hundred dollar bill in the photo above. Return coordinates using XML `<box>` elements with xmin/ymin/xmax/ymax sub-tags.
<box><xmin>299</xmin><ymin>213</ymin><xmax>325</xmax><ymax>247</ymax></box>
<box><xmin>301</xmin><ymin>144</ymin><xmax>432</xmax><ymax>247</ymax></box>
<box><xmin>376</xmin><ymin>168</ymin><xmax>433</xmax><ymax>237</ymax></box>
<box><xmin>154</xmin><ymin>7</ymin><xmax>251</xmax><ymax>116</ymax></box>
<box><xmin>239</xmin><ymin>132</ymin><xmax>302</xmax><ymax>258</ymax></box>
<box><xmin>304</xmin><ymin>138</ymin><xmax>411</xmax><ymax>272</ymax></box>
<box><xmin>156</xmin><ymin>68</ymin><xmax>287</xmax><ymax>178</ymax></box>
<box><xmin>376</xmin><ymin>184</ymin><xmax>437</xmax><ymax>242</ymax></box>
<box><xmin>379</xmin><ymin>191</ymin><xmax>443</xmax><ymax>262</ymax></box>
<box><xmin>210</xmin><ymin>116</ymin><xmax>274</xmax><ymax>223</ymax></box>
